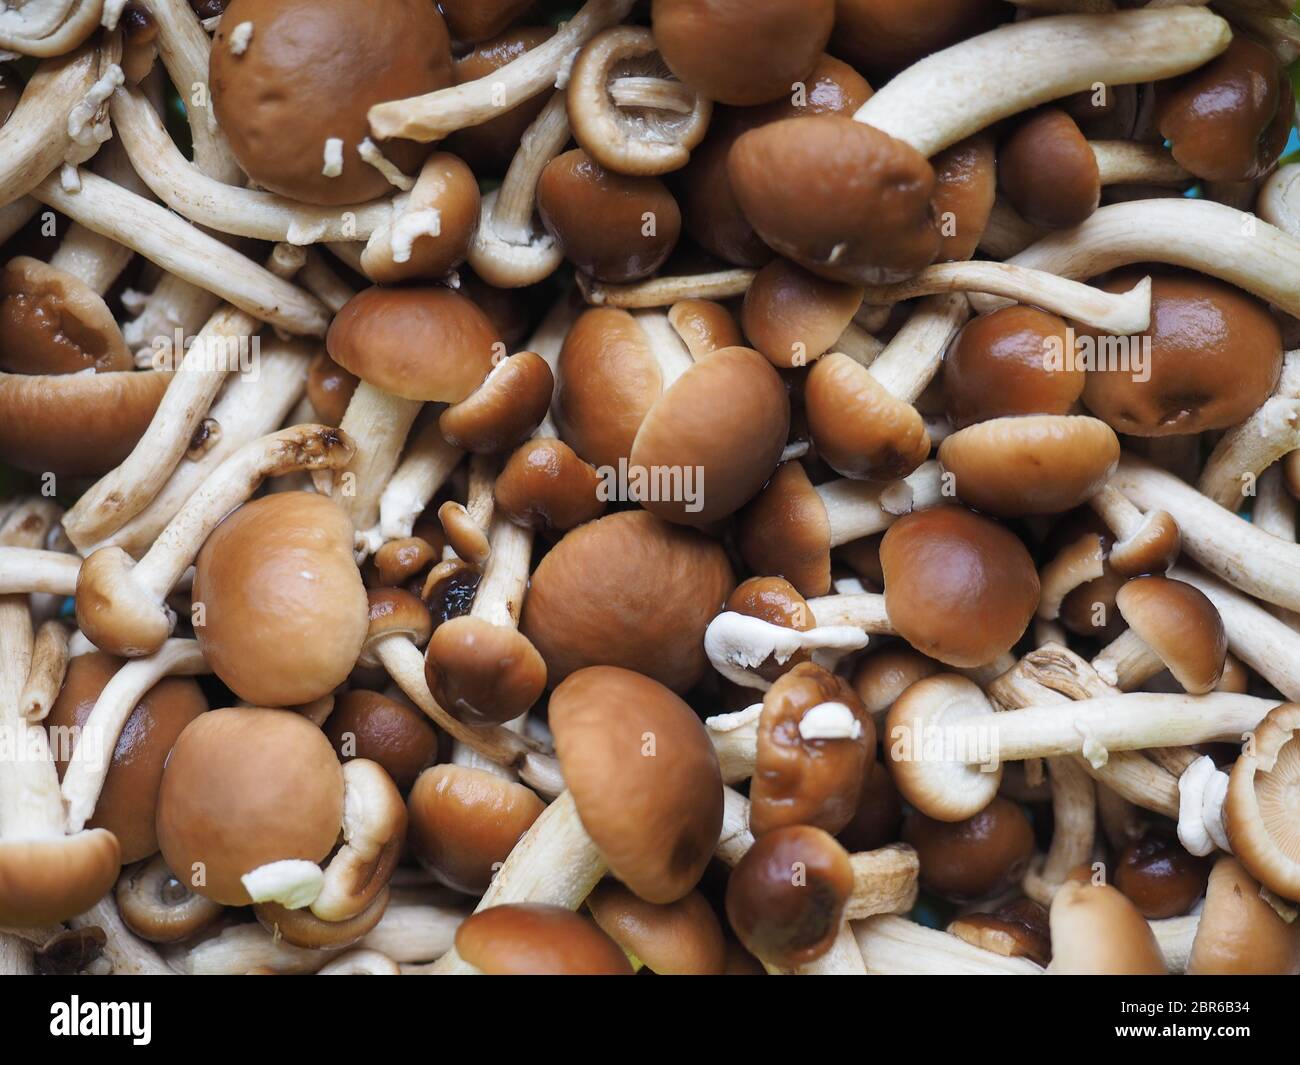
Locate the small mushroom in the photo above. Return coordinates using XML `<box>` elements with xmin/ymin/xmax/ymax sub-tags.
<box><xmin>1114</xmin><ymin>832</ymin><xmax>1211</xmax><ymax>920</ymax></box>
<box><xmin>116</xmin><ymin>855</ymin><xmax>224</xmax><ymax>944</ymax></box>
<box><xmin>1225</xmin><ymin>701</ymin><xmax>1300</xmax><ymax>900</ymax></box>
<box><xmin>740</xmin><ymin>257</ymin><xmax>877</xmax><ymax>370</ymax></box>
<box><xmin>903</xmin><ymin>798</ymin><xmax>1035</xmax><ymax>899</ymax></box>
<box><xmin>322</xmin><ymin>689</ymin><xmax>439</xmax><ymax>791</ymax></box>
<box><xmin>454</xmin><ymin>903</ymin><xmax>634</xmax><ymax>975</ymax></box>
<box><xmin>1184</xmin><ymin>856</ymin><xmax>1300</xmax><ymax>975</ymax></box>
<box><xmin>947</xmin><ymin>898</ymin><xmax>1051</xmax><ymax>967</ymax></box>
<box><xmin>586</xmin><ymin>882</ymin><xmax>726</xmax><ymax>975</ymax></box>
<box><xmin>438</xmin><ymin>350</ymin><xmax>554</xmax><ymax>455</ymax></box>
<box><xmin>1047</xmin><ymin>878</ymin><xmax>1167</xmax><ymax>974</ymax></box>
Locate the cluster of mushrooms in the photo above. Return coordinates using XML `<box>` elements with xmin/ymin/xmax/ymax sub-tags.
<box><xmin>0</xmin><ymin>0</ymin><xmax>1298</xmax><ymax>978</ymax></box>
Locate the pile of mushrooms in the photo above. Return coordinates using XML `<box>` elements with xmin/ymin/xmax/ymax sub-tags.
<box><xmin>2</xmin><ymin>0</ymin><xmax>1300</xmax><ymax>980</ymax></box>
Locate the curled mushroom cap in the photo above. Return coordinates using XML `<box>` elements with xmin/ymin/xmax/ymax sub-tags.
<box><xmin>729</xmin><ymin>115</ymin><xmax>939</xmax><ymax>286</ymax></box>
<box><xmin>998</xmin><ymin>109</ymin><xmax>1100</xmax><ymax>231</ymax></box>
<box><xmin>327</xmin><ymin>285</ymin><xmax>500</xmax><ymax>403</ymax></box>
<box><xmin>193</xmin><ymin>492</ymin><xmax>369</xmax><ymax>707</ymax></box>
<box><xmin>931</xmin><ymin>133</ymin><xmax>996</xmax><ymax>262</ymax></box>
<box><xmin>724</xmin><ymin>824</ymin><xmax>853</xmax><ymax>969</ymax></box>
<box><xmin>741</xmin><ymin>257</ymin><xmax>864</xmax><ymax>369</ymax></box>
<box><xmin>903</xmin><ymin>798</ymin><xmax>1034</xmax><ymax>903</ymax></box>
<box><xmin>438</xmin><ymin>0</ymin><xmax>532</xmax><ymax>44</ymax></box>
<box><xmin>880</xmin><ymin>506</ymin><xmax>1039</xmax><ymax>668</ymax></box>
<box><xmin>1186</xmin><ymin>856</ymin><xmax>1300</xmax><ymax>975</ymax></box>
<box><xmin>942</xmin><ymin>305</ymin><xmax>1081</xmax><ymax>429</ymax></box>
<box><xmin>0</xmin><ymin>830</ymin><xmax>121</xmax><ymax>929</ymax></box>
<box><xmin>323</xmin><ymin>689</ymin><xmax>438</xmax><ymax>791</ymax></box>
<box><xmin>438</xmin><ymin>350</ymin><xmax>554</xmax><ymax>454</ymax></box>
<box><xmin>537</xmin><ymin>149</ymin><xmax>682</xmax><ymax>283</ymax></box>
<box><xmin>0</xmin><ymin>256</ymin><xmax>130</xmax><ymax>375</ymax></box>
<box><xmin>1048</xmin><ymin>879</ymin><xmax>1167</xmax><ymax>975</ymax></box>
<box><xmin>736</xmin><ymin>461</ymin><xmax>833</xmax><ymax>597</ymax></box>
<box><xmin>47</xmin><ymin>652</ymin><xmax>207</xmax><ymax>865</ymax></box>
<box><xmin>1079</xmin><ymin>270</ymin><xmax>1283</xmax><ymax>437</ymax></box>
<box><xmin>210</xmin><ymin>0</ymin><xmax>452</xmax><ymax>204</ymax></box>
<box><xmin>1114</xmin><ymin>832</ymin><xmax>1210</xmax><ymax>921</ymax></box>
<box><xmin>1116</xmin><ymin>576</ymin><xmax>1226</xmax><ymax>695</ymax></box>
<box><xmin>725</xmin><ymin>576</ymin><xmax>815</xmax><ymax>683</ymax></box>
<box><xmin>156</xmin><ymin>708</ymin><xmax>345</xmax><ymax>906</ymax></box>
<box><xmin>455</xmin><ymin>903</ymin><xmax>634</xmax><ymax>975</ymax></box>
<box><xmin>830</xmin><ymin>0</ymin><xmax>1006</xmax><ymax>83</ymax></box>
<box><xmin>1225</xmin><ymin>703</ymin><xmax>1300</xmax><ymax>901</ymax></box>
<box><xmin>938</xmin><ymin>415</ymin><xmax>1120</xmax><ymax>517</ymax></box>
<box><xmin>750</xmin><ymin>663</ymin><xmax>876</xmax><ymax>837</ymax></box>
<box><xmin>425</xmin><ymin>615</ymin><xmax>547</xmax><ymax>726</ymax></box>
<box><xmin>257</xmin><ymin>887</ymin><xmax>390</xmax><ymax>950</ymax></box>
<box><xmin>520</xmin><ymin>511</ymin><xmax>734</xmax><ymax>692</ymax></box>
<box><xmin>494</xmin><ymin>437</ymin><xmax>607</xmax><ymax>533</ymax></box>
<box><xmin>948</xmin><ymin>898</ymin><xmax>1051</xmax><ymax>967</ymax></box>
<box><xmin>550</xmin><ymin>666</ymin><xmax>724</xmax><ymax>903</ymax></box>
<box><xmin>116</xmin><ymin>855</ymin><xmax>224</xmax><ymax>944</ymax></box>
<box><xmin>651</xmin><ymin>0</ymin><xmax>833</xmax><ymax>106</ymax></box>
<box><xmin>406</xmin><ymin>764</ymin><xmax>545</xmax><ymax>896</ymax></box>
<box><xmin>1156</xmin><ymin>35</ymin><xmax>1294</xmax><ymax>184</ymax></box>
<box><xmin>587</xmin><ymin>882</ymin><xmax>726</xmax><ymax>975</ymax></box>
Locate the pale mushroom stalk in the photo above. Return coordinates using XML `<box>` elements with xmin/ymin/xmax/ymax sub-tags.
<box><xmin>704</xmin><ymin>614</ymin><xmax>874</xmax><ymax>693</ymax></box>
<box><xmin>0</xmin><ymin>197</ymin><xmax>38</xmax><ymax>245</ymax></box>
<box><xmin>577</xmin><ymin>267</ymin><xmax>755</xmax><ymax>309</ymax></box>
<box><xmin>862</xmin><ymin>294</ymin><xmax>970</xmax><ymax>405</ymax></box>
<box><xmin>19</xmin><ymin>620</ymin><xmax>68</xmax><ymax>722</ymax></box>
<box><xmin>1252</xmin><ymin>462</ymin><xmax>1295</xmax><ymax>540</ymax></box>
<box><xmin>853</xmin><ymin>915</ymin><xmax>1043</xmax><ymax>976</ymax></box>
<box><xmin>297</xmin><ymin>248</ymin><xmax>356</xmax><ymax>314</ymax></box>
<box><xmin>378</xmin><ymin>418</ymin><xmax>463</xmax><ymax>544</ymax></box>
<box><xmin>468</xmin><ymin>512</ymin><xmax>530</xmax><ymax>631</ymax></box>
<box><xmin>1148</xmin><ymin>913</ymin><xmax>1201</xmax><ymax>974</ymax></box>
<box><xmin>316</xmin><ymin>949</ymin><xmax>400</xmax><ymax>976</ymax></box>
<box><xmin>1260</xmin><ymin>162</ymin><xmax>1300</xmax><ymax>241</ymax></box>
<box><xmin>1089</xmin><ymin>140</ymin><xmax>1191</xmax><ymax>186</ymax></box>
<box><xmin>0</xmin><ymin>934</ymin><xmax>34</xmax><ymax>975</ymax></box>
<box><xmin>0</xmin><ymin>550</ymin><xmax>81</xmax><ymax>596</ymax></box>
<box><xmin>978</xmin><ymin>199</ymin><xmax>1045</xmax><ymax>260</ymax></box>
<box><xmin>68</xmin><ymin>897</ymin><xmax>176</xmax><ymax>976</ymax></box>
<box><xmin>0</xmin><ymin>598</ymin><xmax>59</xmax><ymax>838</ymax></box>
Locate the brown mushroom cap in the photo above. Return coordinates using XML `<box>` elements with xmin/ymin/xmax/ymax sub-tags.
<box><xmin>750</xmin><ymin>663</ymin><xmax>876</xmax><ymax>837</ymax></box>
<box><xmin>948</xmin><ymin>898</ymin><xmax>1050</xmax><ymax>966</ymax></box>
<box><xmin>115</xmin><ymin>855</ymin><xmax>224</xmax><ymax>944</ymax></box>
<box><xmin>520</xmin><ymin>511</ymin><xmax>734</xmax><ymax>692</ymax></box>
<box><xmin>1048</xmin><ymin>879</ymin><xmax>1167</xmax><ymax>974</ymax></box>
<box><xmin>210</xmin><ymin>0</ymin><xmax>451</xmax><ymax>205</ymax></box>
<box><xmin>494</xmin><ymin>437</ymin><xmax>607</xmax><ymax>533</ymax></box>
<box><xmin>726</xmin><ymin>576</ymin><xmax>815</xmax><ymax>683</ymax></box>
<box><xmin>1186</xmin><ymin>856</ymin><xmax>1300</xmax><ymax>975</ymax></box>
<box><xmin>1157</xmin><ymin>35</ymin><xmax>1294</xmax><ymax>184</ymax></box>
<box><xmin>0</xmin><ymin>256</ymin><xmax>131</xmax><ymax>374</ymax></box>
<box><xmin>938</xmin><ymin>415</ymin><xmax>1120</xmax><ymax>517</ymax></box>
<box><xmin>193</xmin><ymin>492</ymin><xmax>369</xmax><ymax>707</ymax></box>
<box><xmin>323</xmin><ymin>689</ymin><xmax>438</xmax><ymax>791</ymax></box>
<box><xmin>424</xmin><ymin>616</ymin><xmax>547</xmax><ymax>726</ymax></box>
<box><xmin>630</xmin><ymin>345</ymin><xmax>790</xmax><ymax>525</ymax></box>
<box><xmin>998</xmin><ymin>108</ymin><xmax>1101</xmax><ymax>230</ymax></box>
<box><xmin>406</xmin><ymin>764</ymin><xmax>545</xmax><ymax>895</ymax></box>
<box><xmin>724</xmin><ymin>823</ymin><xmax>853</xmax><ymax>969</ymax></box>
<box><xmin>549</xmin><ymin>665</ymin><xmax>723</xmax><ymax>903</ymax></box>
<box><xmin>736</xmin><ymin>461</ymin><xmax>833</xmax><ymax>598</ymax></box>
<box><xmin>0</xmin><ymin>369</ymin><xmax>169</xmax><ymax>477</ymax></box>
<box><xmin>306</xmin><ymin>351</ymin><xmax>359</xmax><ymax>426</ymax></box>
<box><xmin>1108</xmin><ymin>510</ymin><xmax>1180</xmax><ymax>578</ymax></box>
<box><xmin>536</xmin><ymin>149</ymin><xmax>682</xmax><ymax>283</ymax></box>
<box><xmin>256</xmin><ymin>886</ymin><xmax>389</xmax><ymax>949</ymax></box>
<box><xmin>438</xmin><ymin>0</ymin><xmax>532</xmax><ymax>45</ymax></box>
<box><xmin>362</xmin><ymin>587</ymin><xmax>434</xmax><ymax>662</ymax></box>
<box><xmin>880</xmin><ymin>506</ymin><xmax>1039</xmax><ymax>667</ymax></box>
<box><xmin>651</xmin><ymin>0</ymin><xmax>834</xmax><ymax>106</ymax></box>
<box><xmin>942</xmin><ymin>305</ymin><xmax>1081</xmax><ymax>430</ymax></box>
<box><xmin>46</xmin><ymin>652</ymin><xmax>207</xmax><ymax>864</ymax></box>
<box><xmin>667</xmin><ymin>298</ymin><xmax>744</xmax><ymax>358</ymax></box>
<box><xmin>1079</xmin><ymin>269</ymin><xmax>1283</xmax><ymax>437</ymax></box>
<box><xmin>741</xmin><ymin>258</ymin><xmax>864</xmax><ymax>369</ymax></box>
<box><xmin>455</xmin><ymin>903</ymin><xmax>634</xmax><ymax>975</ymax></box>
<box><xmin>930</xmin><ymin>132</ymin><xmax>996</xmax><ymax>262</ymax></box>
<box><xmin>850</xmin><ymin>646</ymin><xmax>941</xmax><ymax>721</ymax></box>
<box><xmin>729</xmin><ymin>115</ymin><xmax>940</xmax><ymax>285</ymax></box>
<box><xmin>587</xmin><ymin>882</ymin><xmax>726</xmax><ymax>974</ymax></box>
<box><xmin>903</xmin><ymin>797</ymin><xmax>1034</xmax><ymax>902</ymax></box>
<box><xmin>1114</xmin><ymin>832</ymin><xmax>1210</xmax><ymax>920</ymax></box>
<box><xmin>836</xmin><ymin>758</ymin><xmax>904</xmax><ymax>853</ymax></box>
<box><xmin>0</xmin><ymin>831</ymin><xmax>121</xmax><ymax>928</ymax></box>
<box><xmin>806</xmin><ymin>352</ymin><xmax>931</xmax><ymax>481</ymax></box>
<box><xmin>830</xmin><ymin>0</ymin><xmax>1007</xmax><ymax>83</ymax></box>
<box><xmin>372</xmin><ymin>535</ymin><xmax>440</xmax><ymax>590</ymax></box>
<box><xmin>327</xmin><ymin>286</ymin><xmax>500</xmax><ymax>403</ymax></box>
<box><xmin>438</xmin><ymin>350</ymin><xmax>553</xmax><ymax>454</ymax></box>
<box><xmin>1225</xmin><ymin>702</ymin><xmax>1300</xmax><ymax>901</ymax></box>
<box><xmin>156</xmin><ymin>707</ymin><xmax>345</xmax><ymax>906</ymax></box>
<box><xmin>1115</xmin><ymin>575</ymin><xmax>1226</xmax><ymax>694</ymax></box>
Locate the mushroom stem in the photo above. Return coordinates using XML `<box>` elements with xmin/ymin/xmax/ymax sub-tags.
<box><xmin>0</xmin><ymin>197</ymin><xmax>38</xmax><ymax>245</ymax></box>
<box><xmin>852</xmin><ymin>8</ymin><xmax>1231</xmax><ymax>158</ymax></box>
<box><xmin>68</xmin><ymin>896</ymin><xmax>176</xmax><ymax>976</ymax></box>
<box><xmin>804</xmin><ymin>593</ymin><xmax>895</xmax><ymax>634</ymax></box>
<box><xmin>368</xmin><ymin>0</ymin><xmax>638</xmax><ymax>142</ymax></box>
<box><xmin>1197</xmin><ymin>351</ymin><xmax>1300</xmax><ymax>509</ymax></box>
<box><xmin>0</xmin><ymin>550</ymin><xmax>80</xmax><ymax>596</ymax></box>
<box><xmin>1252</xmin><ymin>464</ymin><xmax>1295</xmax><ymax>541</ymax></box>
<box><xmin>852</xmin><ymin>915</ymin><xmax>1043</xmax><ymax>975</ymax></box>
<box><xmin>816</xmin><ymin>461</ymin><xmax>946</xmax><ymax>546</ymax></box>
<box><xmin>470</xmin><ymin>513</ymin><xmax>532</xmax><ymax>630</ymax></box>
<box><xmin>1088</xmin><ymin>483</ymin><xmax>1147</xmax><ymax>540</ymax></box>
<box><xmin>834</xmin><ymin>321</ymin><xmax>885</xmax><ymax>368</ymax></box>
<box><xmin>863</xmin><ymin>265</ymin><xmax>1151</xmax><ymax>335</ymax></box>
<box><xmin>61</xmin><ymin>639</ymin><xmax>207</xmax><ymax>833</ymax></box>
<box><xmin>1148</xmin><ymin>912</ymin><xmax>1199</xmax><ymax>974</ymax></box>
<box><xmin>978</xmin><ymin>199</ymin><xmax>1044</xmax><ymax>260</ymax></box>
<box><xmin>577</xmin><ymin>268</ymin><xmax>755</xmax><ymax>308</ymax></box>
<box><xmin>1091</xmin><ymin>629</ymin><xmax>1163</xmax><ymax>690</ymax></box>
<box><xmin>0</xmin><ymin>933</ymin><xmax>34</xmax><ymax>975</ymax></box>
<box><xmin>378</xmin><ymin>418</ymin><xmax>463</xmax><ymax>544</ymax></box>
<box><xmin>843</xmin><ymin>844</ymin><xmax>922</xmax><ymax>921</ymax></box>
<box><xmin>122</xmin><ymin>272</ymin><xmax>222</xmax><ymax>366</ymax></box>
<box><xmin>0</xmin><ymin>598</ymin><xmax>64</xmax><ymax>839</ymax></box>
<box><xmin>19</xmin><ymin>620</ymin><xmax>69</xmax><ymax>722</ymax></box>
<box><xmin>607</xmin><ymin>75</ymin><xmax>696</xmax><ymax>113</ymax></box>
<box><xmin>49</xmin><ymin>219</ymin><xmax>131</xmax><ymax>294</ymax></box>
<box><xmin>864</xmin><ymin>293</ymin><xmax>970</xmax><ymax>403</ymax></box>
<box><xmin>1090</xmin><ymin>140</ymin><xmax>1191</xmax><ymax>187</ymax></box>
<box><xmin>1260</xmin><ymin>162</ymin><xmax>1300</xmax><ymax>241</ymax></box>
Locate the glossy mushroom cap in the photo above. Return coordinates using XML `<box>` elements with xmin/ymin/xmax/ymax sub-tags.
<box><xmin>726</xmin><ymin>576</ymin><xmax>815</xmax><ymax>683</ymax></box>
<box><xmin>323</xmin><ymin>689</ymin><xmax>438</xmax><ymax>791</ymax></box>
<box><xmin>1225</xmin><ymin>702</ymin><xmax>1300</xmax><ymax>901</ymax></box>
<box><xmin>1108</xmin><ymin>510</ymin><xmax>1180</xmax><ymax>578</ymax></box>
<box><xmin>372</xmin><ymin>535</ymin><xmax>440</xmax><ymax>590</ymax></box>
<box><xmin>536</xmin><ymin>149</ymin><xmax>681</xmax><ymax>283</ymax></box>
<box><xmin>998</xmin><ymin>109</ymin><xmax>1101</xmax><ymax>230</ymax></box>
<box><xmin>903</xmin><ymin>798</ymin><xmax>1034</xmax><ymax>902</ymax></box>
<box><xmin>455</xmin><ymin>903</ymin><xmax>634</xmax><ymax>975</ymax></box>
<box><xmin>930</xmin><ymin>133</ymin><xmax>996</xmax><ymax>262</ymax></box>
<box><xmin>1157</xmin><ymin>35</ymin><xmax>1294</xmax><ymax>183</ymax></box>
<box><xmin>520</xmin><ymin>511</ymin><xmax>734</xmax><ymax>692</ymax></box>
<box><xmin>306</xmin><ymin>352</ymin><xmax>359</xmax><ymax>426</ymax></box>
<box><xmin>438</xmin><ymin>0</ymin><xmax>531</xmax><ymax>45</ymax></box>
<box><xmin>1048</xmin><ymin>879</ymin><xmax>1167</xmax><ymax>975</ymax></box>
<box><xmin>948</xmin><ymin>898</ymin><xmax>1051</xmax><ymax>967</ymax></box>
<box><xmin>493</xmin><ymin>437</ymin><xmax>606</xmax><ymax>533</ymax></box>
<box><xmin>837</xmin><ymin>759</ymin><xmax>904</xmax><ymax>853</ymax></box>
<box><xmin>46</xmin><ymin>652</ymin><xmax>207</xmax><ymax>864</ymax></box>
<box><xmin>406</xmin><ymin>764</ymin><xmax>545</xmax><ymax>895</ymax></box>
<box><xmin>210</xmin><ymin>0</ymin><xmax>451</xmax><ymax>204</ymax></box>
<box><xmin>156</xmin><ymin>708</ymin><xmax>345</xmax><ymax>906</ymax></box>
<box><xmin>750</xmin><ymin>663</ymin><xmax>876</xmax><ymax>836</ymax></box>
<box><xmin>425</xmin><ymin>616</ymin><xmax>547</xmax><ymax>726</ymax></box>
<box><xmin>736</xmin><ymin>462</ymin><xmax>833</xmax><ymax>598</ymax></box>
<box><xmin>741</xmin><ymin>258</ymin><xmax>864</xmax><ymax>369</ymax></box>
<box><xmin>724</xmin><ymin>824</ymin><xmax>853</xmax><ymax>969</ymax></box>
<box><xmin>831</xmin><ymin>0</ymin><xmax>1007</xmax><ymax>83</ymax></box>
<box><xmin>942</xmin><ymin>305</ymin><xmax>1081</xmax><ymax>430</ymax></box>
<box><xmin>193</xmin><ymin>492</ymin><xmax>369</xmax><ymax>706</ymax></box>
<box><xmin>0</xmin><ymin>256</ymin><xmax>131</xmax><ymax>374</ymax></box>
<box><xmin>438</xmin><ymin>350</ymin><xmax>554</xmax><ymax>454</ymax></box>
<box><xmin>1115</xmin><ymin>576</ymin><xmax>1226</xmax><ymax>694</ymax></box>
<box><xmin>1114</xmin><ymin>832</ymin><xmax>1210</xmax><ymax>920</ymax></box>
<box><xmin>880</xmin><ymin>506</ymin><xmax>1039</xmax><ymax>668</ymax></box>
<box><xmin>362</xmin><ymin>588</ymin><xmax>433</xmax><ymax>664</ymax></box>
<box><xmin>1186</xmin><ymin>856</ymin><xmax>1300</xmax><ymax>975</ymax></box>
<box><xmin>1080</xmin><ymin>270</ymin><xmax>1283</xmax><ymax>437</ymax></box>
<box><xmin>729</xmin><ymin>115</ymin><xmax>940</xmax><ymax>285</ymax></box>
<box><xmin>549</xmin><ymin>666</ymin><xmax>723</xmax><ymax>903</ymax></box>
<box><xmin>651</xmin><ymin>0</ymin><xmax>834</xmax><ymax>106</ymax></box>
<box><xmin>327</xmin><ymin>286</ymin><xmax>500</xmax><ymax>403</ymax></box>
<box><xmin>587</xmin><ymin>882</ymin><xmax>726</xmax><ymax>975</ymax></box>
<box><xmin>938</xmin><ymin>415</ymin><xmax>1120</xmax><ymax>517</ymax></box>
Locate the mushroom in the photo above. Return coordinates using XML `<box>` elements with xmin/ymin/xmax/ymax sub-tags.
<box><xmin>76</xmin><ymin>424</ymin><xmax>355</xmax><ymax>658</ymax></box>
<box><xmin>1114</xmin><ymin>832</ymin><xmax>1210</xmax><ymax>921</ymax></box>
<box><xmin>1225</xmin><ymin>701</ymin><xmax>1300</xmax><ymax>899</ymax></box>
<box><xmin>115</xmin><ymin>854</ymin><xmax>223</xmax><ymax>944</ymax></box>
<box><xmin>903</xmin><ymin>798</ymin><xmax>1035</xmax><ymax>900</ymax></box>
<box><xmin>438</xmin><ymin>350</ymin><xmax>554</xmax><ymax>455</ymax></box>
<box><xmin>453</xmin><ymin>904</ymin><xmax>633</xmax><ymax>975</ymax></box>
<box><xmin>322</xmin><ymin>689</ymin><xmax>438</xmax><ymax>792</ymax></box>
<box><xmin>1087</xmin><ymin>483</ymin><xmax>1181</xmax><ymax>578</ymax></box>
<box><xmin>947</xmin><ymin>898</ymin><xmax>1051</xmax><ymax>968</ymax></box>
<box><xmin>20</xmin><ymin>619</ymin><xmax>69</xmax><ymax>722</ymax></box>
<box><xmin>851</xmin><ymin>647</ymin><xmax>941</xmax><ymax>726</ymax></box>
<box><xmin>586</xmin><ymin>882</ymin><xmax>725</xmax><ymax>975</ymax></box>
<box><xmin>1047</xmin><ymin>878</ymin><xmax>1167</xmax><ymax>974</ymax></box>
<box><xmin>852</xmin><ymin>914</ymin><xmax>1042</xmax><ymax>975</ymax></box>
<box><xmin>0</xmin><ymin>548</ymin><xmax>79</xmax><ymax>596</ymax></box>
<box><xmin>830</xmin><ymin>0</ymin><xmax>1006</xmax><ymax>85</ymax></box>
<box><xmin>1183</xmin><ymin>856</ymin><xmax>1300</xmax><ymax>975</ymax></box>
<box><xmin>437</xmin><ymin>0</ymin><xmax>532</xmax><ymax>44</ymax></box>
